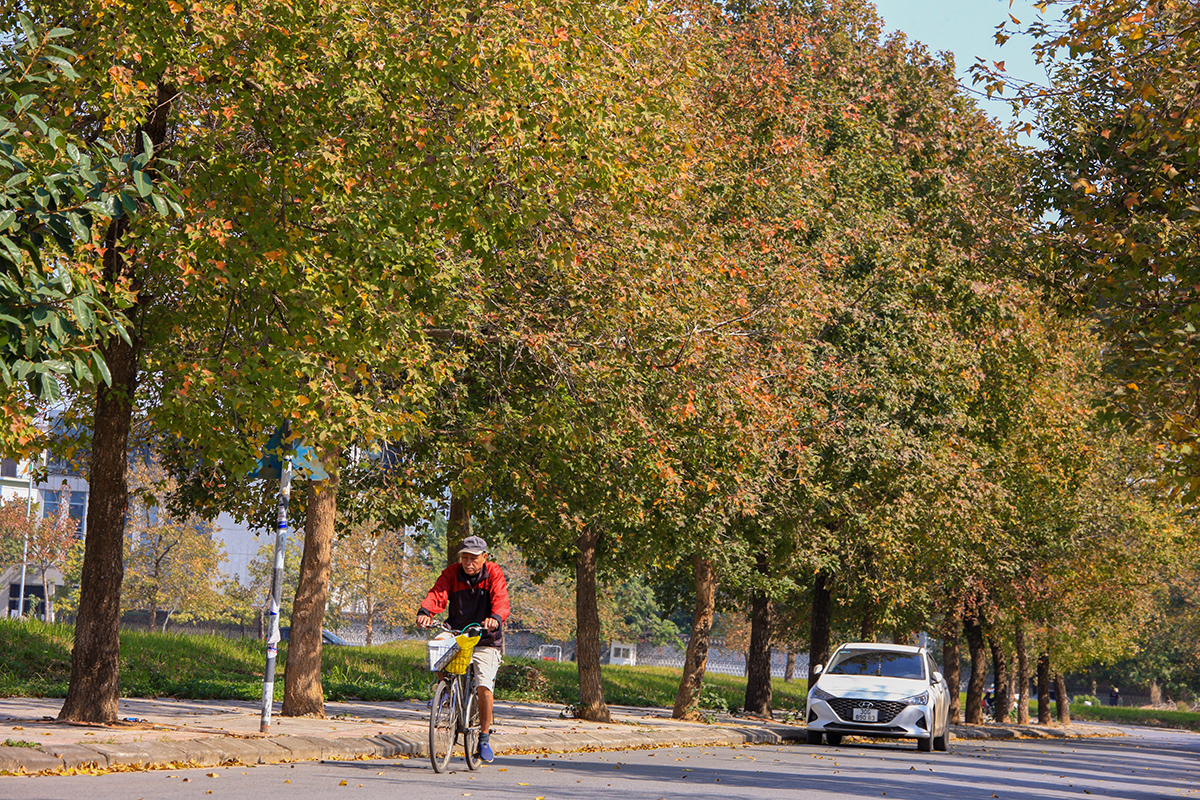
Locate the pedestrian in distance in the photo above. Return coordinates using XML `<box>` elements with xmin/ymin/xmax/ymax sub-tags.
<box><xmin>417</xmin><ymin>535</ymin><xmax>510</xmax><ymax>763</ymax></box>
<box><xmin>1109</xmin><ymin>686</ymin><xmax>1121</xmax><ymax>707</ymax></box>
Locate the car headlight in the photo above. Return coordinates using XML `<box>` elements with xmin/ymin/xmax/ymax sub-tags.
<box><xmin>899</xmin><ymin>691</ymin><xmax>929</xmax><ymax>705</ymax></box>
<box><xmin>809</xmin><ymin>685</ymin><xmax>835</xmax><ymax>701</ymax></box>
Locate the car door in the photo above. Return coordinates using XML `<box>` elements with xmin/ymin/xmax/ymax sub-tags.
<box><xmin>927</xmin><ymin>653</ymin><xmax>949</xmax><ymax>732</ymax></box>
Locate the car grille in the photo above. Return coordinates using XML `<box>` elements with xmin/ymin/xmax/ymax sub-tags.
<box><xmin>827</xmin><ymin>697</ymin><xmax>908</xmax><ymax>724</ymax></box>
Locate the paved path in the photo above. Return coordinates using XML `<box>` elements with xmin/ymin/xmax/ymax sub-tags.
<box><xmin>0</xmin><ymin>697</ymin><xmax>1123</xmax><ymax>775</ymax></box>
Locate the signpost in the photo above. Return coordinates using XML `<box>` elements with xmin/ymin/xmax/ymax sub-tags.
<box><xmin>259</xmin><ymin>453</ymin><xmax>291</xmax><ymax>734</ymax></box>
<box><xmin>249</xmin><ymin>424</ymin><xmax>326</xmax><ymax>734</ymax></box>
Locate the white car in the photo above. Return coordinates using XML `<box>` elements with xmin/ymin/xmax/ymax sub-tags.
<box><xmin>805</xmin><ymin>642</ymin><xmax>951</xmax><ymax>752</ymax></box>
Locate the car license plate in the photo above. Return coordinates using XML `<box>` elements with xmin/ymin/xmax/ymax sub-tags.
<box><xmin>852</xmin><ymin>708</ymin><xmax>879</xmax><ymax>722</ymax></box>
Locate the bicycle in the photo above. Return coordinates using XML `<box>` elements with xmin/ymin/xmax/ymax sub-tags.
<box><xmin>426</xmin><ymin>622</ymin><xmax>485</xmax><ymax>773</ymax></box>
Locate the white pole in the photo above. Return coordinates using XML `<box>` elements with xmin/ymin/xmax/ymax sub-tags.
<box><xmin>17</xmin><ymin>452</ymin><xmax>42</xmax><ymax>619</ymax></box>
<box><xmin>260</xmin><ymin>454</ymin><xmax>292</xmax><ymax>734</ymax></box>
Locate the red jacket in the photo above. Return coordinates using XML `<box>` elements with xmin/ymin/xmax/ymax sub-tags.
<box><xmin>419</xmin><ymin>561</ymin><xmax>510</xmax><ymax>649</ymax></box>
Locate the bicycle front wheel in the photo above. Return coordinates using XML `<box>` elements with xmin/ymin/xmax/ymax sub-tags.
<box><xmin>463</xmin><ymin>675</ymin><xmax>481</xmax><ymax>771</ymax></box>
<box><xmin>429</xmin><ymin>679</ymin><xmax>456</xmax><ymax>773</ymax></box>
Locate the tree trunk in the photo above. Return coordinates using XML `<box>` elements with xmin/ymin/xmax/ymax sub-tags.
<box><xmin>1037</xmin><ymin>652</ymin><xmax>1051</xmax><ymax>724</ymax></box>
<box><xmin>964</xmin><ymin>611</ymin><xmax>987</xmax><ymax>725</ymax></box>
<box><xmin>147</xmin><ymin>602</ymin><xmax>158</xmax><ymax>633</ymax></box>
<box><xmin>1016</xmin><ymin>621</ymin><xmax>1030</xmax><ymax>724</ymax></box>
<box><xmin>743</xmin><ymin>554</ymin><xmax>773</xmax><ymax>718</ymax></box>
<box><xmin>1150</xmin><ymin>678</ymin><xmax>1161</xmax><ymax>706</ymax></box>
<box><xmin>57</xmin><ymin>299</ymin><xmax>139</xmax><ymax>724</ymax></box>
<box><xmin>989</xmin><ymin>634</ymin><xmax>1012</xmax><ymax>722</ymax></box>
<box><xmin>860</xmin><ymin>602</ymin><xmax>874</xmax><ymax>642</ymax></box>
<box><xmin>446</xmin><ymin>492</ymin><xmax>470</xmax><ymax>568</ymax></box>
<box><xmin>807</xmin><ymin>572</ymin><xmax>832</xmax><ymax>687</ymax></box>
<box><xmin>574</xmin><ymin>525</ymin><xmax>610</xmax><ymax>723</ymax></box>
<box><xmin>282</xmin><ymin>457</ymin><xmax>340</xmax><ymax>718</ymax></box>
<box><xmin>673</xmin><ymin>555</ymin><xmax>716</xmax><ymax>719</ymax></box>
<box><xmin>944</xmin><ymin>632</ymin><xmax>962</xmax><ymax>725</ymax></box>
<box><xmin>1055</xmin><ymin>672</ymin><xmax>1071</xmax><ymax>724</ymax></box>
<box><xmin>784</xmin><ymin>652</ymin><xmax>796</xmax><ymax>683</ymax></box>
<box><xmin>57</xmin><ymin>80</ymin><xmax>173</xmax><ymax>725</ymax></box>
<box><xmin>41</xmin><ymin>567</ymin><xmax>54</xmax><ymax>624</ymax></box>
<box><xmin>364</xmin><ymin>601</ymin><xmax>374</xmax><ymax>647</ymax></box>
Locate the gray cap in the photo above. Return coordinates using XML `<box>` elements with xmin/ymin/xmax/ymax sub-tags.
<box><xmin>460</xmin><ymin>535</ymin><xmax>488</xmax><ymax>555</ymax></box>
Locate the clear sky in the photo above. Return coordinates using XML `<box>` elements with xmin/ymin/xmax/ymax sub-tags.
<box><xmin>871</xmin><ymin>0</ymin><xmax>1052</xmax><ymax>124</ymax></box>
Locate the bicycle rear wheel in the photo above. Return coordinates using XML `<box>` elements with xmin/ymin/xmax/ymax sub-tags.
<box><xmin>463</xmin><ymin>673</ymin><xmax>481</xmax><ymax>771</ymax></box>
<box><xmin>429</xmin><ymin>679</ymin><xmax>456</xmax><ymax>773</ymax></box>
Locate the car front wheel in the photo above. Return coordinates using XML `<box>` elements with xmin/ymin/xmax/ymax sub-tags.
<box><xmin>806</xmin><ymin>730</ymin><xmax>822</xmax><ymax>745</ymax></box>
<box><xmin>934</xmin><ymin>726</ymin><xmax>950</xmax><ymax>751</ymax></box>
<box><xmin>825</xmin><ymin>733</ymin><xmax>842</xmax><ymax>746</ymax></box>
<box><xmin>917</xmin><ymin>734</ymin><xmax>933</xmax><ymax>753</ymax></box>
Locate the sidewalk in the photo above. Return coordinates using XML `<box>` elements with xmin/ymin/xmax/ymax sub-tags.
<box><xmin>0</xmin><ymin>696</ymin><xmax>1125</xmax><ymax>775</ymax></box>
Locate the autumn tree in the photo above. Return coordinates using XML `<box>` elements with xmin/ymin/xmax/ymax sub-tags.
<box><xmin>122</xmin><ymin>457</ymin><xmax>226</xmax><ymax>632</ymax></box>
<box><xmin>492</xmin><ymin>545</ymin><xmax>576</xmax><ymax>643</ymax></box>
<box><xmin>978</xmin><ymin>1</ymin><xmax>1200</xmax><ymax>499</ymax></box>
<box><xmin>328</xmin><ymin>522</ymin><xmax>431</xmax><ymax>646</ymax></box>
<box><xmin>0</xmin><ymin>493</ymin><xmax>76</xmax><ymax>620</ymax></box>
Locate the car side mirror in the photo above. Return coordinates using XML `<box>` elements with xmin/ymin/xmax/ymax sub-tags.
<box><xmin>933</xmin><ymin>672</ymin><xmax>944</xmax><ymax>684</ymax></box>
<box><xmin>813</xmin><ymin>664</ymin><xmax>824</xmax><ymax>676</ymax></box>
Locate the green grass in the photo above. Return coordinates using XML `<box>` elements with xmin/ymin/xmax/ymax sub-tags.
<box><xmin>0</xmin><ymin>620</ymin><xmax>809</xmax><ymax>714</ymax></box>
<box><xmin>1068</xmin><ymin>703</ymin><xmax>1200</xmax><ymax>732</ymax></box>
<box><xmin>975</xmin><ymin>697</ymin><xmax>1200</xmax><ymax>732</ymax></box>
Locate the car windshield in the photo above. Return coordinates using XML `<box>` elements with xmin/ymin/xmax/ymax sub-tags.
<box><xmin>828</xmin><ymin>650</ymin><xmax>925</xmax><ymax>679</ymax></box>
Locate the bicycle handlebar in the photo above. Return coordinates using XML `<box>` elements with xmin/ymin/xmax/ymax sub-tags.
<box><xmin>433</xmin><ymin>622</ymin><xmax>485</xmax><ymax>637</ymax></box>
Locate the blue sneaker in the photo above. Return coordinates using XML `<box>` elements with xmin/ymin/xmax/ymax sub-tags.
<box><xmin>478</xmin><ymin>735</ymin><xmax>494</xmax><ymax>763</ymax></box>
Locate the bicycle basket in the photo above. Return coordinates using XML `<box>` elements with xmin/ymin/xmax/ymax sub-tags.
<box><xmin>427</xmin><ymin>631</ymin><xmax>482</xmax><ymax>673</ymax></box>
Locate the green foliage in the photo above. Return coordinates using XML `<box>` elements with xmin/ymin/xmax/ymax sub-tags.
<box><xmin>601</xmin><ymin>578</ymin><xmax>684</xmax><ymax>649</ymax></box>
<box><xmin>981</xmin><ymin>0</ymin><xmax>1200</xmax><ymax>499</ymax></box>
<box><xmin>0</xmin><ymin>15</ymin><xmax>179</xmax><ymax>411</ymax></box>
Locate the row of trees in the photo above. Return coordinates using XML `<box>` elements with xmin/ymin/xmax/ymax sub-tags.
<box><xmin>0</xmin><ymin>0</ymin><xmax>1194</xmax><ymax>724</ymax></box>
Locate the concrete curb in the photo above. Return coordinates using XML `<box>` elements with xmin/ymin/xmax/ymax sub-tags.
<box><xmin>948</xmin><ymin>722</ymin><xmax>1125</xmax><ymax>741</ymax></box>
<box><xmin>0</xmin><ymin>719</ymin><xmax>1124</xmax><ymax>775</ymax></box>
<box><xmin>0</xmin><ymin>725</ymin><xmax>808</xmax><ymax>775</ymax></box>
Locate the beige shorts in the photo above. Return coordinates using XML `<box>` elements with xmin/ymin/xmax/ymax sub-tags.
<box><xmin>472</xmin><ymin>646</ymin><xmax>502</xmax><ymax>692</ymax></box>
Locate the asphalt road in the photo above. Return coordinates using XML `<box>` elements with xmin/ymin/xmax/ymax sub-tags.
<box><xmin>3</xmin><ymin>727</ymin><xmax>1197</xmax><ymax>800</ymax></box>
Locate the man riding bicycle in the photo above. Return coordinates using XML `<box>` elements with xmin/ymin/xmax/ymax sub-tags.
<box><xmin>417</xmin><ymin>535</ymin><xmax>510</xmax><ymax>763</ymax></box>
